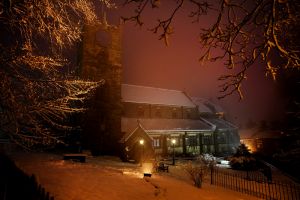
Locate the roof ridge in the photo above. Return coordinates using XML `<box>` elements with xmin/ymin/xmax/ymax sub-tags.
<box><xmin>122</xmin><ymin>83</ymin><xmax>183</xmax><ymax>93</ymax></box>
<box><xmin>182</xmin><ymin>91</ymin><xmax>197</xmax><ymax>107</ymax></box>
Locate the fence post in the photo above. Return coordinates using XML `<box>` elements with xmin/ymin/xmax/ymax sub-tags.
<box><xmin>290</xmin><ymin>182</ymin><xmax>294</xmax><ymax>200</ymax></box>
<box><xmin>279</xmin><ymin>181</ymin><xmax>283</xmax><ymax>200</ymax></box>
<box><xmin>254</xmin><ymin>175</ymin><xmax>258</xmax><ymax>198</ymax></box>
<box><xmin>235</xmin><ymin>173</ymin><xmax>238</xmax><ymax>192</ymax></box>
<box><xmin>250</xmin><ymin>172</ymin><xmax>253</xmax><ymax>195</ymax></box>
<box><xmin>210</xmin><ymin>166</ymin><xmax>213</xmax><ymax>185</ymax></box>
<box><xmin>274</xmin><ymin>181</ymin><xmax>277</xmax><ymax>200</ymax></box>
<box><xmin>267</xmin><ymin>182</ymin><xmax>271</xmax><ymax>200</ymax></box>
<box><xmin>217</xmin><ymin>168</ymin><xmax>219</xmax><ymax>186</ymax></box>
<box><xmin>231</xmin><ymin>173</ymin><xmax>233</xmax><ymax>190</ymax></box>
<box><xmin>283</xmin><ymin>181</ymin><xmax>286</xmax><ymax>200</ymax></box>
<box><xmin>246</xmin><ymin>172</ymin><xmax>248</xmax><ymax>195</ymax></box>
<box><xmin>294</xmin><ymin>183</ymin><xmax>300</xmax><ymax>200</ymax></box>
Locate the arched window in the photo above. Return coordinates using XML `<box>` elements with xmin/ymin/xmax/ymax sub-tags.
<box><xmin>186</xmin><ymin>109</ymin><xmax>191</xmax><ymax>119</ymax></box>
<box><xmin>172</xmin><ymin>108</ymin><xmax>177</xmax><ymax>118</ymax></box>
<box><xmin>203</xmin><ymin>134</ymin><xmax>212</xmax><ymax>145</ymax></box>
<box><xmin>137</xmin><ymin>106</ymin><xmax>144</xmax><ymax>117</ymax></box>
<box><xmin>155</xmin><ymin>107</ymin><xmax>162</xmax><ymax>118</ymax></box>
<box><xmin>217</xmin><ymin>133</ymin><xmax>226</xmax><ymax>144</ymax></box>
<box><xmin>152</xmin><ymin>138</ymin><xmax>160</xmax><ymax>148</ymax></box>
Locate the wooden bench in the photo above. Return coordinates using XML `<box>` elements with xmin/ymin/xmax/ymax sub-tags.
<box><xmin>156</xmin><ymin>162</ymin><xmax>169</xmax><ymax>172</ymax></box>
<box><xmin>63</xmin><ymin>154</ymin><xmax>87</xmax><ymax>163</ymax></box>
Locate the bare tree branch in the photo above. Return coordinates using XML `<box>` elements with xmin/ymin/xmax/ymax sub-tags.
<box><xmin>121</xmin><ymin>0</ymin><xmax>300</xmax><ymax>99</ymax></box>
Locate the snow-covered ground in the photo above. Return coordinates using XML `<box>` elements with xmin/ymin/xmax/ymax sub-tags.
<box><xmin>11</xmin><ymin>153</ymin><xmax>262</xmax><ymax>200</ymax></box>
<box><xmin>216</xmin><ymin>159</ymin><xmax>231</xmax><ymax>168</ymax></box>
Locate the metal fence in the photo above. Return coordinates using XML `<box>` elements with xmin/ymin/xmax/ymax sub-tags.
<box><xmin>211</xmin><ymin>167</ymin><xmax>300</xmax><ymax>200</ymax></box>
<box><xmin>0</xmin><ymin>154</ymin><xmax>54</xmax><ymax>200</ymax></box>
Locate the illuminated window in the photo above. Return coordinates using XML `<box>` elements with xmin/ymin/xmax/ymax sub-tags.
<box><xmin>187</xmin><ymin>136</ymin><xmax>197</xmax><ymax>146</ymax></box>
<box><xmin>203</xmin><ymin>135</ymin><xmax>212</xmax><ymax>145</ymax></box>
<box><xmin>152</xmin><ymin>138</ymin><xmax>160</xmax><ymax>148</ymax></box>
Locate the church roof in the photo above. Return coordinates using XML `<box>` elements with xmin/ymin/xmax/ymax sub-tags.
<box><xmin>119</xmin><ymin>123</ymin><xmax>153</xmax><ymax>143</ymax></box>
<box><xmin>191</xmin><ymin>97</ymin><xmax>224</xmax><ymax>114</ymax></box>
<box><xmin>122</xmin><ymin>84</ymin><xmax>195</xmax><ymax>107</ymax></box>
<box><xmin>201</xmin><ymin>116</ymin><xmax>237</xmax><ymax>130</ymax></box>
<box><xmin>121</xmin><ymin>117</ymin><xmax>213</xmax><ymax>134</ymax></box>
<box><xmin>190</xmin><ymin>97</ymin><xmax>212</xmax><ymax>113</ymax></box>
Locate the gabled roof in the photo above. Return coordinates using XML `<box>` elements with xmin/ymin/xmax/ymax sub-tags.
<box><xmin>122</xmin><ymin>84</ymin><xmax>195</xmax><ymax>107</ymax></box>
<box><xmin>122</xmin><ymin>117</ymin><xmax>213</xmax><ymax>134</ymax></box>
<box><xmin>191</xmin><ymin>97</ymin><xmax>224</xmax><ymax>114</ymax></box>
<box><xmin>190</xmin><ymin>97</ymin><xmax>212</xmax><ymax>113</ymax></box>
<box><xmin>119</xmin><ymin>122</ymin><xmax>153</xmax><ymax>143</ymax></box>
<box><xmin>202</xmin><ymin>116</ymin><xmax>238</xmax><ymax>130</ymax></box>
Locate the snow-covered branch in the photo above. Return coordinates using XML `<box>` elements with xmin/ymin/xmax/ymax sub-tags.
<box><xmin>0</xmin><ymin>0</ymin><xmax>113</xmax><ymax>149</ymax></box>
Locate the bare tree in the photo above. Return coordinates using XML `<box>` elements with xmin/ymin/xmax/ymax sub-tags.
<box><xmin>0</xmin><ymin>0</ymin><xmax>114</xmax><ymax>149</ymax></box>
<box><xmin>121</xmin><ymin>0</ymin><xmax>300</xmax><ymax>99</ymax></box>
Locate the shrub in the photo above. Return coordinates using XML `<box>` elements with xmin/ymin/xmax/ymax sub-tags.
<box><xmin>229</xmin><ymin>144</ymin><xmax>258</xmax><ymax>170</ymax></box>
<box><xmin>184</xmin><ymin>154</ymin><xmax>216</xmax><ymax>188</ymax></box>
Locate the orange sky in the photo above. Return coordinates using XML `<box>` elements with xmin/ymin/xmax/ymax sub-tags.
<box><xmin>106</xmin><ymin>1</ymin><xmax>286</xmax><ymax>125</ymax></box>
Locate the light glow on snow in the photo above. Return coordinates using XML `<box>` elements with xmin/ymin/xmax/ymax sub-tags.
<box><xmin>142</xmin><ymin>162</ymin><xmax>153</xmax><ymax>174</ymax></box>
<box><xmin>123</xmin><ymin>170</ymin><xmax>144</xmax><ymax>178</ymax></box>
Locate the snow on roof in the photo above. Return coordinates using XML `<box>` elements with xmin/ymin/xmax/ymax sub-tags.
<box><xmin>119</xmin><ymin>122</ymin><xmax>153</xmax><ymax>143</ymax></box>
<box><xmin>190</xmin><ymin>97</ymin><xmax>213</xmax><ymax>113</ymax></box>
<box><xmin>191</xmin><ymin>97</ymin><xmax>224</xmax><ymax>113</ymax></box>
<box><xmin>122</xmin><ymin>84</ymin><xmax>195</xmax><ymax>107</ymax></box>
<box><xmin>121</xmin><ymin>117</ymin><xmax>213</xmax><ymax>134</ymax></box>
<box><xmin>202</xmin><ymin>116</ymin><xmax>237</xmax><ymax>130</ymax></box>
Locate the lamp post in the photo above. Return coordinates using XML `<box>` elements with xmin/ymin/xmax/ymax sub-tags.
<box><xmin>139</xmin><ymin>139</ymin><xmax>144</xmax><ymax>166</ymax></box>
<box><xmin>171</xmin><ymin>139</ymin><xmax>176</xmax><ymax>165</ymax></box>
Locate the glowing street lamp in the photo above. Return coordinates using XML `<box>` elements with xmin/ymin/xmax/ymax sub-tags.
<box><xmin>139</xmin><ymin>139</ymin><xmax>144</xmax><ymax>165</ymax></box>
<box><xmin>139</xmin><ymin>139</ymin><xmax>144</xmax><ymax>145</ymax></box>
<box><xmin>171</xmin><ymin>139</ymin><xmax>176</xmax><ymax>165</ymax></box>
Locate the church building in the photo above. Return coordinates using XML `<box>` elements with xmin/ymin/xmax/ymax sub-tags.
<box><xmin>119</xmin><ymin>84</ymin><xmax>240</xmax><ymax>161</ymax></box>
<box><xmin>78</xmin><ymin>20</ymin><xmax>240</xmax><ymax>159</ymax></box>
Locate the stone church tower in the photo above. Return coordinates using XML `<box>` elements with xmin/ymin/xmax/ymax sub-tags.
<box><xmin>79</xmin><ymin>20</ymin><xmax>122</xmax><ymax>155</ymax></box>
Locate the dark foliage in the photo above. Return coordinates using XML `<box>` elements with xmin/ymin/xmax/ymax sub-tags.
<box><xmin>229</xmin><ymin>144</ymin><xmax>258</xmax><ymax>170</ymax></box>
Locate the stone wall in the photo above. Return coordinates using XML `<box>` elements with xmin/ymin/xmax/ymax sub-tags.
<box><xmin>80</xmin><ymin>23</ymin><xmax>122</xmax><ymax>155</ymax></box>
